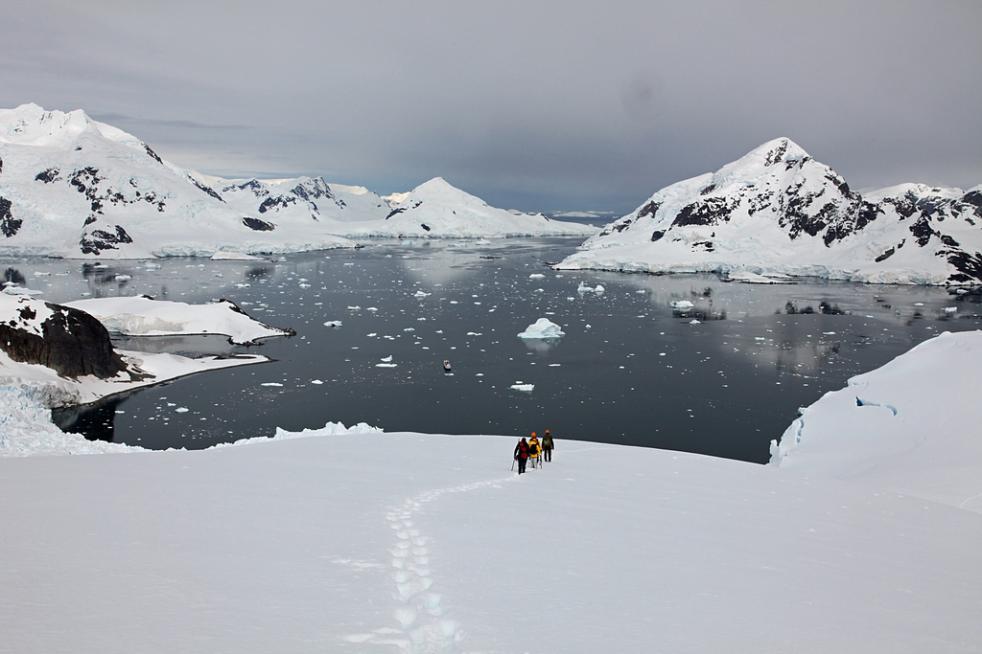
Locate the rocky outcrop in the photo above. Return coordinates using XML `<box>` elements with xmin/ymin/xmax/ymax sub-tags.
<box><xmin>0</xmin><ymin>296</ymin><xmax>127</xmax><ymax>378</ymax></box>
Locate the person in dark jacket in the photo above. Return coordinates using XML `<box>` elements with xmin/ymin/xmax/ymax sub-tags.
<box><xmin>542</xmin><ymin>429</ymin><xmax>555</xmax><ymax>462</ymax></box>
<box><xmin>514</xmin><ymin>437</ymin><xmax>529</xmax><ymax>474</ymax></box>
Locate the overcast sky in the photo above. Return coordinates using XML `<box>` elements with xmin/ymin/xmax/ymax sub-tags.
<box><xmin>2</xmin><ymin>0</ymin><xmax>980</xmax><ymax>213</ymax></box>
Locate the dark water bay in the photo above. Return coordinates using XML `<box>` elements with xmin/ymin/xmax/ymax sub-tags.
<box><xmin>5</xmin><ymin>238</ymin><xmax>981</xmax><ymax>463</ymax></box>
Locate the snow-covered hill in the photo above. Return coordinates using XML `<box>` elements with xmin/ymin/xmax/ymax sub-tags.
<box><xmin>558</xmin><ymin>138</ymin><xmax>982</xmax><ymax>285</ymax></box>
<box><xmin>0</xmin><ymin>104</ymin><xmax>357</xmax><ymax>258</ymax></box>
<box><xmin>344</xmin><ymin>177</ymin><xmax>597</xmax><ymax>238</ymax></box>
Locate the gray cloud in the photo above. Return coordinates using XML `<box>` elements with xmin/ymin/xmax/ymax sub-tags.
<box><xmin>1</xmin><ymin>0</ymin><xmax>980</xmax><ymax>213</ymax></box>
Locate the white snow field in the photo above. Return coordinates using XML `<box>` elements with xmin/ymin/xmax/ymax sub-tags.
<box><xmin>0</xmin><ymin>429</ymin><xmax>981</xmax><ymax>653</ymax></box>
<box><xmin>2</xmin><ymin>332</ymin><xmax>982</xmax><ymax>652</ymax></box>
<box><xmin>65</xmin><ymin>296</ymin><xmax>290</xmax><ymax>344</ymax></box>
<box><xmin>557</xmin><ymin>138</ymin><xmax>982</xmax><ymax>285</ymax></box>
<box><xmin>771</xmin><ymin>330</ymin><xmax>982</xmax><ymax>513</ymax></box>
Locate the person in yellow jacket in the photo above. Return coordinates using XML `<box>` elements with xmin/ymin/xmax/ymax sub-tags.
<box><xmin>528</xmin><ymin>432</ymin><xmax>541</xmax><ymax>469</ymax></box>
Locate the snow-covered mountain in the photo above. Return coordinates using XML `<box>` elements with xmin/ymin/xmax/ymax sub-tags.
<box><xmin>0</xmin><ymin>104</ymin><xmax>357</xmax><ymax>258</ymax></box>
<box><xmin>0</xmin><ymin>104</ymin><xmax>592</xmax><ymax>258</ymax></box>
<box><xmin>216</xmin><ymin>174</ymin><xmax>595</xmax><ymax>239</ymax></box>
<box><xmin>210</xmin><ymin>175</ymin><xmax>391</xmax><ymax>227</ymax></box>
<box><xmin>558</xmin><ymin>138</ymin><xmax>982</xmax><ymax>285</ymax></box>
<box><xmin>342</xmin><ymin>176</ymin><xmax>597</xmax><ymax>238</ymax></box>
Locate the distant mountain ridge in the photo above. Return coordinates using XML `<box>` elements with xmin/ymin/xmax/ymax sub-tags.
<box><xmin>0</xmin><ymin>103</ymin><xmax>593</xmax><ymax>258</ymax></box>
<box><xmin>558</xmin><ymin>138</ymin><xmax>982</xmax><ymax>285</ymax></box>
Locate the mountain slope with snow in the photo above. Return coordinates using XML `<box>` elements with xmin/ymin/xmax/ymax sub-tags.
<box><xmin>0</xmin><ymin>104</ymin><xmax>357</xmax><ymax>258</ymax></box>
<box><xmin>0</xmin><ymin>103</ymin><xmax>593</xmax><ymax>254</ymax></box>
<box><xmin>558</xmin><ymin>138</ymin><xmax>982</xmax><ymax>285</ymax></box>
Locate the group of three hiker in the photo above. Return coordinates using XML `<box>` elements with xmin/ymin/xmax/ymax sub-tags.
<box><xmin>513</xmin><ymin>429</ymin><xmax>555</xmax><ymax>474</ymax></box>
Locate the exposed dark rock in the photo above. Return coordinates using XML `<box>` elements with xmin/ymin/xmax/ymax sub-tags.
<box><xmin>143</xmin><ymin>144</ymin><xmax>164</xmax><ymax>164</ymax></box>
<box><xmin>875</xmin><ymin>247</ymin><xmax>895</xmax><ymax>263</ymax></box>
<box><xmin>700</xmin><ymin>184</ymin><xmax>717</xmax><ymax>195</ymax></box>
<box><xmin>242</xmin><ymin>217</ymin><xmax>275</xmax><ymax>231</ymax></box>
<box><xmin>946</xmin><ymin>251</ymin><xmax>982</xmax><ymax>284</ymax></box>
<box><xmin>909</xmin><ymin>217</ymin><xmax>935</xmax><ymax>247</ymax></box>
<box><xmin>258</xmin><ymin>195</ymin><xmax>297</xmax><ymax>213</ymax></box>
<box><xmin>764</xmin><ymin>140</ymin><xmax>789</xmax><ymax>166</ymax></box>
<box><xmin>420</xmin><ymin>223</ymin><xmax>431</xmax><ymax>232</ymax></box>
<box><xmin>963</xmin><ymin>190</ymin><xmax>982</xmax><ymax>208</ymax></box>
<box><xmin>0</xmin><ymin>300</ymin><xmax>128</xmax><ymax>378</ymax></box>
<box><xmin>386</xmin><ymin>207</ymin><xmax>407</xmax><ymax>220</ymax></box>
<box><xmin>651</xmin><ymin>230</ymin><xmax>665</xmax><ymax>242</ymax></box>
<box><xmin>79</xmin><ymin>225</ymin><xmax>133</xmax><ymax>255</ymax></box>
<box><xmin>0</xmin><ymin>197</ymin><xmax>22</xmax><ymax>237</ymax></box>
<box><xmin>673</xmin><ymin>197</ymin><xmax>737</xmax><ymax>227</ymax></box>
<box><xmin>34</xmin><ymin>168</ymin><xmax>60</xmax><ymax>183</ymax></box>
<box><xmin>637</xmin><ymin>201</ymin><xmax>661</xmax><ymax>219</ymax></box>
<box><xmin>941</xmin><ymin>234</ymin><xmax>961</xmax><ymax>248</ymax></box>
<box><xmin>189</xmin><ymin>176</ymin><xmax>224</xmax><ymax>202</ymax></box>
<box><xmin>882</xmin><ymin>191</ymin><xmax>918</xmax><ymax>219</ymax></box>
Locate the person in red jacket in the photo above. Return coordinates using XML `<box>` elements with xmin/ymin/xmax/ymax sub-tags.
<box><xmin>513</xmin><ymin>437</ymin><xmax>530</xmax><ymax>474</ymax></box>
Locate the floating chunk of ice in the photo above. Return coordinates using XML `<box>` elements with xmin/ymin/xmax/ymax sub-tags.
<box><xmin>517</xmin><ymin>318</ymin><xmax>565</xmax><ymax>339</ymax></box>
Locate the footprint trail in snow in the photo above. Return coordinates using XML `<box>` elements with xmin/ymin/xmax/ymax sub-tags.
<box><xmin>344</xmin><ymin>475</ymin><xmax>515</xmax><ymax>653</ymax></box>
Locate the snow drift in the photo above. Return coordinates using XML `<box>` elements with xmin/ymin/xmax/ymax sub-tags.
<box><xmin>770</xmin><ymin>329</ymin><xmax>982</xmax><ymax>513</ymax></box>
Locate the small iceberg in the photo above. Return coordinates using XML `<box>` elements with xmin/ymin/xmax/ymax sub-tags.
<box><xmin>517</xmin><ymin>318</ymin><xmax>565</xmax><ymax>339</ymax></box>
<box><xmin>670</xmin><ymin>300</ymin><xmax>694</xmax><ymax>310</ymax></box>
<box><xmin>510</xmin><ymin>383</ymin><xmax>535</xmax><ymax>392</ymax></box>
<box><xmin>577</xmin><ymin>282</ymin><xmax>605</xmax><ymax>294</ymax></box>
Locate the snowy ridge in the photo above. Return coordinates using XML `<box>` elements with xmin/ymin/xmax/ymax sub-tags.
<box><xmin>770</xmin><ymin>329</ymin><xmax>982</xmax><ymax>513</ymax></box>
<box><xmin>558</xmin><ymin>138</ymin><xmax>982</xmax><ymax>285</ymax></box>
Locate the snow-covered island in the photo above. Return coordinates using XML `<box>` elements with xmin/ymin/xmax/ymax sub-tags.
<box><xmin>557</xmin><ymin>138</ymin><xmax>982</xmax><ymax>285</ymax></box>
<box><xmin>1</xmin><ymin>326</ymin><xmax>981</xmax><ymax>651</ymax></box>
<box><xmin>0</xmin><ymin>104</ymin><xmax>594</xmax><ymax>259</ymax></box>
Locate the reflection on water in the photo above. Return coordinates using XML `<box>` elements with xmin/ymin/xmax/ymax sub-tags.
<box><xmin>8</xmin><ymin>238</ymin><xmax>982</xmax><ymax>464</ymax></box>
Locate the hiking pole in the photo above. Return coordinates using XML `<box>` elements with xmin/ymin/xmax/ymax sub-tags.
<box><xmin>511</xmin><ymin>458</ymin><xmax>516</xmax><ymax>471</ymax></box>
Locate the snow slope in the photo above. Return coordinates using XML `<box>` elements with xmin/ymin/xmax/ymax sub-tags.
<box><xmin>558</xmin><ymin>138</ymin><xmax>982</xmax><ymax>285</ymax></box>
<box><xmin>770</xmin><ymin>329</ymin><xmax>982</xmax><ymax>513</ymax></box>
<box><xmin>0</xmin><ymin>430</ymin><xmax>980</xmax><ymax>652</ymax></box>
<box><xmin>65</xmin><ymin>296</ymin><xmax>290</xmax><ymax>344</ymax></box>
<box><xmin>0</xmin><ymin>103</ymin><xmax>356</xmax><ymax>258</ymax></box>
